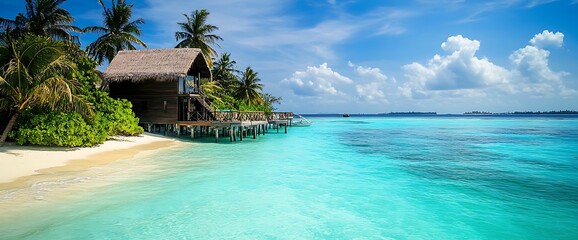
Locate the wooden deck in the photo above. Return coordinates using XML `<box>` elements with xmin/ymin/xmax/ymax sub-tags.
<box><xmin>143</xmin><ymin>111</ymin><xmax>294</xmax><ymax>142</ymax></box>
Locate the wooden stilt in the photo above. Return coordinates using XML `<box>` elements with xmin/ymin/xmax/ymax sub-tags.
<box><xmin>215</xmin><ymin>128</ymin><xmax>219</xmax><ymax>143</ymax></box>
<box><xmin>229</xmin><ymin>128</ymin><xmax>233</xmax><ymax>142</ymax></box>
<box><xmin>253</xmin><ymin>126</ymin><xmax>257</xmax><ymax>139</ymax></box>
<box><xmin>240</xmin><ymin>127</ymin><xmax>243</xmax><ymax>141</ymax></box>
<box><xmin>285</xmin><ymin>124</ymin><xmax>287</xmax><ymax>134</ymax></box>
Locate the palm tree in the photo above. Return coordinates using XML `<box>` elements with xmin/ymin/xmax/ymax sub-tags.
<box><xmin>0</xmin><ymin>14</ymin><xmax>28</xmax><ymax>39</ymax></box>
<box><xmin>85</xmin><ymin>0</ymin><xmax>147</xmax><ymax>65</ymax></box>
<box><xmin>262</xmin><ymin>93</ymin><xmax>282</xmax><ymax>111</ymax></box>
<box><xmin>235</xmin><ymin>67</ymin><xmax>264</xmax><ymax>105</ymax></box>
<box><xmin>175</xmin><ymin>9</ymin><xmax>223</xmax><ymax>66</ymax></box>
<box><xmin>200</xmin><ymin>80</ymin><xmax>224</xmax><ymax>107</ymax></box>
<box><xmin>212</xmin><ymin>52</ymin><xmax>238</xmax><ymax>92</ymax></box>
<box><xmin>0</xmin><ymin>35</ymin><xmax>91</xmax><ymax>146</ymax></box>
<box><xmin>0</xmin><ymin>0</ymin><xmax>81</xmax><ymax>42</ymax></box>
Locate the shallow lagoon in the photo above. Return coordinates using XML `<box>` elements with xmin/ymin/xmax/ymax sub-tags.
<box><xmin>1</xmin><ymin>116</ymin><xmax>577</xmax><ymax>239</ymax></box>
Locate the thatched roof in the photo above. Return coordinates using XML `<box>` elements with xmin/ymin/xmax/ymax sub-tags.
<box><xmin>104</xmin><ymin>48</ymin><xmax>211</xmax><ymax>82</ymax></box>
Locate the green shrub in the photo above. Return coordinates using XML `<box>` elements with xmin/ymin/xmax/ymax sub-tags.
<box><xmin>9</xmin><ymin>92</ymin><xmax>143</xmax><ymax>147</ymax></box>
<box><xmin>10</xmin><ymin>112</ymin><xmax>106</xmax><ymax>147</ymax></box>
<box><xmin>91</xmin><ymin>91</ymin><xmax>143</xmax><ymax>136</ymax></box>
<box><xmin>5</xmin><ymin>42</ymin><xmax>143</xmax><ymax>147</ymax></box>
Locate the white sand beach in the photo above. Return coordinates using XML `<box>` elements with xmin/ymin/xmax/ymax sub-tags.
<box><xmin>0</xmin><ymin>133</ymin><xmax>183</xmax><ymax>184</ymax></box>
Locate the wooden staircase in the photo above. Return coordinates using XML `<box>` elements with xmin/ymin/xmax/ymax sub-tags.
<box><xmin>190</xmin><ymin>92</ymin><xmax>217</xmax><ymax>121</ymax></box>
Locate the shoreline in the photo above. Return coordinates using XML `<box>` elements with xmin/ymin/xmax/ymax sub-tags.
<box><xmin>0</xmin><ymin>133</ymin><xmax>186</xmax><ymax>188</ymax></box>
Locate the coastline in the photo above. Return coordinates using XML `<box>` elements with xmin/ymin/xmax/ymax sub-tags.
<box><xmin>0</xmin><ymin>133</ymin><xmax>185</xmax><ymax>187</ymax></box>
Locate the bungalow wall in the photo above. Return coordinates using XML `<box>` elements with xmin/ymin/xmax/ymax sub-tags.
<box><xmin>109</xmin><ymin>80</ymin><xmax>178</xmax><ymax>124</ymax></box>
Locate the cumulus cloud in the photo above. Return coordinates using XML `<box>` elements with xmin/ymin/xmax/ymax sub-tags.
<box><xmin>356</xmin><ymin>83</ymin><xmax>387</xmax><ymax>103</ymax></box>
<box><xmin>529</xmin><ymin>30</ymin><xmax>564</xmax><ymax>48</ymax></box>
<box><xmin>282</xmin><ymin>63</ymin><xmax>353</xmax><ymax>96</ymax></box>
<box><xmin>511</xmin><ymin>30</ymin><xmax>570</xmax><ymax>95</ymax></box>
<box><xmin>348</xmin><ymin>62</ymin><xmax>391</xmax><ymax>103</ymax></box>
<box><xmin>400</xmin><ymin>30</ymin><xmax>574</xmax><ymax>99</ymax></box>
<box><xmin>348</xmin><ymin>61</ymin><xmax>389</xmax><ymax>82</ymax></box>
<box><xmin>510</xmin><ymin>45</ymin><xmax>568</xmax><ymax>83</ymax></box>
<box><xmin>402</xmin><ymin>35</ymin><xmax>510</xmax><ymax>92</ymax></box>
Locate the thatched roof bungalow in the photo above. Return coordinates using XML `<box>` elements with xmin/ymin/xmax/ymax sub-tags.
<box><xmin>105</xmin><ymin>48</ymin><xmax>211</xmax><ymax>82</ymax></box>
<box><xmin>106</xmin><ymin>48</ymin><xmax>212</xmax><ymax>125</ymax></box>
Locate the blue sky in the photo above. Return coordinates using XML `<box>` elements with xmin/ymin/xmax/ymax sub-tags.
<box><xmin>2</xmin><ymin>0</ymin><xmax>577</xmax><ymax>113</ymax></box>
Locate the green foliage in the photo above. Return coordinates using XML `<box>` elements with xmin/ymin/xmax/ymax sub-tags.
<box><xmin>91</xmin><ymin>91</ymin><xmax>143</xmax><ymax>136</ymax></box>
<box><xmin>0</xmin><ymin>34</ymin><xmax>92</xmax><ymax>146</ymax></box>
<box><xmin>4</xmin><ymin>36</ymin><xmax>142</xmax><ymax>147</ymax></box>
<box><xmin>235</xmin><ymin>66</ymin><xmax>263</xmax><ymax>105</ymax></box>
<box><xmin>10</xmin><ymin>111</ymin><xmax>106</xmax><ymax>147</ymax></box>
<box><xmin>175</xmin><ymin>9</ymin><xmax>223</xmax><ymax>67</ymax></box>
<box><xmin>68</xmin><ymin>41</ymin><xmax>143</xmax><ymax>137</ymax></box>
<box><xmin>0</xmin><ymin>0</ymin><xmax>81</xmax><ymax>42</ymax></box>
<box><xmin>85</xmin><ymin>0</ymin><xmax>147</xmax><ymax>65</ymax></box>
<box><xmin>213</xmin><ymin>53</ymin><xmax>238</xmax><ymax>93</ymax></box>
<box><xmin>10</xmin><ymin>92</ymin><xmax>143</xmax><ymax>147</ymax></box>
<box><xmin>206</xmin><ymin>54</ymin><xmax>282</xmax><ymax>113</ymax></box>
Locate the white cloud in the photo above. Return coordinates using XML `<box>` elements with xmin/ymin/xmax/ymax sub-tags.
<box><xmin>510</xmin><ymin>45</ymin><xmax>568</xmax><ymax>83</ymax></box>
<box><xmin>349</xmin><ymin>61</ymin><xmax>389</xmax><ymax>82</ymax></box>
<box><xmin>356</xmin><ymin>83</ymin><xmax>388</xmax><ymax>103</ymax></box>
<box><xmin>402</xmin><ymin>35</ymin><xmax>510</xmax><ymax>91</ymax></box>
<box><xmin>282</xmin><ymin>63</ymin><xmax>353</xmax><ymax>97</ymax></box>
<box><xmin>400</xmin><ymin>31</ymin><xmax>575</xmax><ymax>99</ymax></box>
<box><xmin>348</xmin><ymin>62</ymin><xmax>391</xmax><ymax>103</ymax></box>
<box><xmin>510</xmin><ymin>30</ymin><xmax>570</xmax><ymax>95</ymax></box>
<box><xmin>529</xmin><ymin>30</ymin><xmax>564</xmax><ymax>48</ymax></box>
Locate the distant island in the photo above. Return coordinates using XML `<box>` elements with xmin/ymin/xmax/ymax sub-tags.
<box><xmin>379</xmin><ymin>112</ymin><xmax>437</xmax><ymax>115</ymax></box>
<box><xmin>464</xmin><ymin>110</ymin><xmax>578</xmax><ymax>115</ymax></box>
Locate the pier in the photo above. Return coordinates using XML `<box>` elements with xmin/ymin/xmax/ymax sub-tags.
<box><xmin>142</xmin><ymin>111</ymin><xmax>293</xmax><ymax>142</ymax></box>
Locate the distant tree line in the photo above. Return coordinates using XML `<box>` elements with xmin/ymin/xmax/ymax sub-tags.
<box><xmin>464</xmin><ymin>110</ymin><xmax>578</xmax><ymax>115</ymax></box>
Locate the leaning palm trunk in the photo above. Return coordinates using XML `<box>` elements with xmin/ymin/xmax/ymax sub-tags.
<box><xmin>0</xmin><ymin>35</ymin><xmax>92</xmax><ymax>147</ymax></box>
<box><xmin>0</xmin><ymin>110</ymin><xmax>20</xmax><ymax>147</ymax></box>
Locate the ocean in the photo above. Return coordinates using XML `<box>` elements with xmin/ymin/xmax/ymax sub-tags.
<box><xmin>1</xmin><ymin>115</ymin><xmax>577</xmax><ymax>239</ymax></box>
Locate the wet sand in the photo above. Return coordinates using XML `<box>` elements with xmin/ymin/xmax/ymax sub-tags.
<box><xmin>0</xmin><ymin>133</ymin><xmax>185</xmax><ymax>189</ymax></box>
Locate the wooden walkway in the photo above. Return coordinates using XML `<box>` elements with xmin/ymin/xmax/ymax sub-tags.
<box><xmin>145</xmin><ymin>111</ymin><xmax>294</xmax><ymax>142</ymax></box>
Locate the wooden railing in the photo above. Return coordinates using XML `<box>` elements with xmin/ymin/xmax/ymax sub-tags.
<box><xmin>187</xmin><ymin>93</ymin><xmax>294</xmax><ymax>123</ymax></box>
<box><xmin>214</xmin><ymin>111</ymin><xmax>267</xmax><ymax>122</ymax></box>
<box><xmin>267</xmin><ymin>112</ymin><xmax>294</xmax><ymax>121</ymax></box>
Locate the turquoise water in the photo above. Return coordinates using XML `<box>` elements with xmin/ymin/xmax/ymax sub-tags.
<box><xmin>1</xmin><ymin>116</ymin><xmax>578</xmax><ymax>239</ymax></box>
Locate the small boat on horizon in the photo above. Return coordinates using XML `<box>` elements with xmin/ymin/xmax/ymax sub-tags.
<box><xmin>343</xmin><ymin>113</ymin><xmax>350</xmax><ymax>117</ymax></box>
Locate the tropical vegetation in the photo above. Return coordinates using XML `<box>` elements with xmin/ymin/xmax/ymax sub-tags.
<box><xmin>0</xmin><ymin>0</ymin><xmax>81</xmax><ymax>42</ymax></box>
<box><xmin>201</xmin><ymin>54</ymin><xmax>281</xmax><ymax>112</ymax></box>
<box><xmin>0</xmin><ymin>2</ymin><xmax>281</xmax><ymax>147</ymax></box>
<box><xmin>175</xmin><ymin>9</ymin><xmax>222</xmax><ymax>67</ymax></box>
<box><xmin>84</xmin><ymin>0</ymin><xmax>147</xmax><ymax>65</ymax></box>
<box><xmin>0</xmin><ymin>0</ymin><xmax>143</xmax><ymax>147</ymax></box>
<box><xmin>0</xmin><ymin>35</ymin><xmax>90</xmax><ymax>146</ymax></box>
